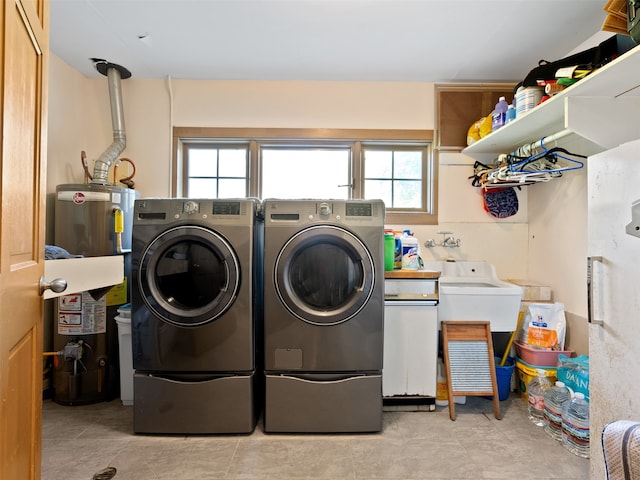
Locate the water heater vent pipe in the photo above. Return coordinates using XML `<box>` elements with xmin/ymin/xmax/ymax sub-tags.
<box><xmin>90</xmin><ymin>59</ymin><xmax>131</xmax><ymax>185</ymax></box>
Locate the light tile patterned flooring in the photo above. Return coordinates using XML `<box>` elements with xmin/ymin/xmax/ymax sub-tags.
<box><xmin>41</xmin><ymin>394</ymin><xmax>589</xmax><ymax>480</ymax></box>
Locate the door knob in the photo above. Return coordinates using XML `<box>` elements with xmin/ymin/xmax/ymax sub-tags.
<box><xmin>39</xmin><ymin>276</ymin><xmax>67</xmax><ymax>296</ymax></box>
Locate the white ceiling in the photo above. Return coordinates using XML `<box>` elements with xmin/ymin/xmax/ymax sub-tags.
<box><xmin>50</xmin><ymin>0</ymin><xmax>614</xmax><ymax>83</ymax></box>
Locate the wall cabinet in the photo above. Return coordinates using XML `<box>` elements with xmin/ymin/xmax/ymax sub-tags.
<box><xmin>435</xmin><ymin>84</ymin><xmax>515</xmax><ymax>151</ymax></box>
<box><xmin>462</xmin><ymin>44</ymin><xmax>640</xmax><ymax>162</ymax></box>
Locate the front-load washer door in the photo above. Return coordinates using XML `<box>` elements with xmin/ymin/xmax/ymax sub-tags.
<box><xmin>275</xmin><ymin>225</ymin><xmax>375</xmax><ymax>326</ymax></box>
<box><xmin>138</xmin><ymin>225</ymin><xmax>240</xmax><ymax>327</ymax></box>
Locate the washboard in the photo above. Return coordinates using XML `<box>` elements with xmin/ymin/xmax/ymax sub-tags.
<box><xmin>441</xmin><ymin>321</ymin><xmax>501</xmax><ymax>421</ymax></box>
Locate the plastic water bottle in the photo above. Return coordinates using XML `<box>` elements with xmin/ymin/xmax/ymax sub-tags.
<box><xmin>491</xmin><ymin>96</ymin><xmax>509</xmax><ymax>132</ymax></box>
<box><xmin>562</xmin><ymin>392</ymin><xmax>590</xmax><ymax>458</ymax></box>
<box><xmin>543</xmin><ymin>381</ymin><xmax>571</xmax><ymax>441</ymax></box>
<box><xmin>527</xmin><ymin>369</ymin><xmax>551</xmax><ymax>426</ymax></box>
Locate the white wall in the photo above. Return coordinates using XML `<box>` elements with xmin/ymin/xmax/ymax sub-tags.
<box><xmin>47</xmin><ymin>53</ymin><xmax>530</xmax><ymax>281</ymax></box>
<box><xmin>527</xmin><ymin>136</ymin><xmax>590</xmax><ymax>318</ymax></box>
<box><xmin>172</xmin><ymin>80</ymin><xmax>434</xmax><ymax>130</ymax></box>
<box><xmin>526</xmin><ymin>135</ymin><xmax>591</xmax><ymax>354</ymax></box>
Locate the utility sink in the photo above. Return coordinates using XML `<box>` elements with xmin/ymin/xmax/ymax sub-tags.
<box><xmin>422</xmin><ymin>261</ymin><xmax>523</xmax><ymax>332</ymax></box>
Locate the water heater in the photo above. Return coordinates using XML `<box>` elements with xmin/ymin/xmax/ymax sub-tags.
<box><xmin>52</xmin><ymin>184</ymin><xmax>138</xmax><ymax>404</ymax></box>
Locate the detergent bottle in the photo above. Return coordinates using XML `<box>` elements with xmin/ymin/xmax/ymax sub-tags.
<box><xmin>491</xmin><ymin>96</ymin><xmax>509</xmax><ymax>132</ymax></box>
<box><xmin>393</xmin><ymin>231</ymin><xmax>403</xmax><ymax>269</ymax></box>
<box><xmin>384</xmin><ymin>230</ymin><xmax>395</xmax><ymax>271</ymax></box>
<box><xmin>400</xmin><ymin>230</ymin><xmax>419</xmax><ymax>270</ymax></box>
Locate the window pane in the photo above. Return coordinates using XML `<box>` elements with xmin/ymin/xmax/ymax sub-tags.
<box><xmin>218</xmin><ymin>179</ymin><xmax>246</xmax><ymax>198</ymax></box>
<box><xmin>189</xmin><ymin>149</ymin><xmax>217</xmax><ymax>177</ymax></box>
<box><xmin>394</xmin><ymin>180</ymin><xmax>422</xmax><ymax>208</ymax></box>
<box><xmin>219</xmin><ymin>149</ymin><xmax>247</xmax><ymax>177</ymax></box>
<box><xmin>364</xmin><ymin>179</ymin><xmax>392</xmax><ymax>205</ymax></box>
<box><xmin>394</xmin><ymin>151</ymin><xmax>422</xmax><ymax>179</ymax></box>
<box><xmin>363</xmin><ymin>147</ymin><xmax>426</xmax><ymax>209</ymax></box>
<box><xmin>364</xmin><ymin>151</ymin><xmax>392</xmax><ymax>178</ymax></box>
<box><xmin>188</xmin><ymin>178</ymin><xmax>217</xmax><ymax>198</ymax></box>
<box><xmin>262</xmin><ymin>148</ymin><xmax>349</xmax><ymax>199</ymax></box>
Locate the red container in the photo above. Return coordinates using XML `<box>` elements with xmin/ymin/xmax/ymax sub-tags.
<box><xmin>514</xmin><ymin>340</ymin><xmax>574</xmax><ymax>367</ymax></box>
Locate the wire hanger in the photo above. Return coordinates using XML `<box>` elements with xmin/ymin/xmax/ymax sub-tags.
<box><xmin>508</xmin><ymin>137</ymin><xmax>585</xmax><ymax>174</ymax></box>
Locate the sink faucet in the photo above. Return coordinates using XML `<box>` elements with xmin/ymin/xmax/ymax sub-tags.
<box><xmin>443</xmin><ymin>235</ymin><xmax>462</xmax><ymax>248</ymax></box>
<box><xmin>424</xmin><ymin>231</ymin><xmax>462</xmax><ymax>248</ymax></box>
<box><xmin>439</xmin><ymin>231</ymin><xmax>462</xmax><ymax>248</ymax></box>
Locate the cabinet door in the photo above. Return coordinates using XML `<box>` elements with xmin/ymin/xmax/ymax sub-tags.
<box><xmin>383</xmin><ymin>303</ymin><xmax>437</xmax><ymax>397</ymax></box>
<box><xmin>436</xmin><ymin>85</ymin><xmax>515</xmax><ymax>151</ymax></box>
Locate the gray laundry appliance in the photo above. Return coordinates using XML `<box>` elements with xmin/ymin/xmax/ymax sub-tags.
<box><xmin>262</xmin><ymin>199</ymin><xmax>385</xmax><ymax>433</ymax></box>
<box><xmin>131</xmin><ymin>198</ymin><xmax>263</xmax><ymax>434</ymax></box>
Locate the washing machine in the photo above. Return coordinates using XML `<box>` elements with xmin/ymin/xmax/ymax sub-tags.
<box><xmin>262</xmin><ymin>199</ymin><xmax>385</xmax><ymax>433</ymax></box>
<box><xmin>131</xmin><ymin>198</ymin><xmax>263</xmax><ymax>434</ymax></box>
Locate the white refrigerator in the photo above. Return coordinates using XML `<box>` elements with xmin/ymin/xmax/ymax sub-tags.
<box><xmin>588</xmin><ymin>138</ymin><xmax>640</xmax><ymax>478</ymax></box>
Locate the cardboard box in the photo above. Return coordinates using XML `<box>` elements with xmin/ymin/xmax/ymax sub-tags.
<box><xmin>507</xmin><ymin>279</ymin><xmax>552</xmax><ymax>302</ymax></box>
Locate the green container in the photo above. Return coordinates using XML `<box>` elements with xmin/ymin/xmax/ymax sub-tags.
<box><xmin>384</xmin><ymin>233</ymin><xmax>395</xmax><ymax>271</ymax></box>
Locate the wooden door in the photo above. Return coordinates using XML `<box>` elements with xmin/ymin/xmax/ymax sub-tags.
<box><xmin>0</xmin><ymin>0</ymin><xmax>49</xmax><ymax>479</ymax></box>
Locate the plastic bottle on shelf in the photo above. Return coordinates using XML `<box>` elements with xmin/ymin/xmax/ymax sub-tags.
<box><xmin>505</xmin><ymin>104</ymin><xmax>516</xmax><ymax>124</ymax></box>
<box><xmin>543</xmin><ymin>381</ymin><xmax>571</xmax><ymax>441</ymax></box>
<box><xmin>491</xmin><ymin>96</ymin><xmax>509</xmax><ymax>132</ymax></box>
<box><xmin>400</xmin><ymin>230</ymin><xmax>419</xmax><ymax>270</ymax></box>
<box><xmin>393</xmin><ymin>231</ymin><xmax>403</xmax><ymax>270</ymax></box>
<box><xmin>384</xmin><ymin>230</ymin><xmax>395</xmax><ymax>271</ymax></box>
<box><xmin>562</xmin><ymin>392</ymin><xmax>590</xmax><ymax>458</ymax></box>
<box><xmin>527</xmin><ymin>369</ymin><xmax>552</xmax><ymax>427</ymax></box>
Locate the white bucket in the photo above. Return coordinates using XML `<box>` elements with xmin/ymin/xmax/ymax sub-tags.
<box><xmin>115</xmin><ymin>306</ymin><xmax>133</xmax><ymax>406</ymax></box>
<box><xmin>515</xmin><ymin>87</ymin><xmax>544</xmax><ymax>118</ymax></box>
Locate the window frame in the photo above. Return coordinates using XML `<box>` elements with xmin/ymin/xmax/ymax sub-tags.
<box><xmin>173</xmin><ymin>127</ymin><xmax>437</xmax><ymax>225</ymax></box>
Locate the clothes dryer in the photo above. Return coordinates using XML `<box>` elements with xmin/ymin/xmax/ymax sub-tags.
<box><xmin>131</xmin><ymin>198</ymin><xmax>263</xmax><ymax>434</ymax></box>
<box><xmin>262</xmin><ymin>199</ymin><xmax>384</xmax><ymax>433</ymax></box>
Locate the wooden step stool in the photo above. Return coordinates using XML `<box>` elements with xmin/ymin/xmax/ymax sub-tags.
<box><xmin>441</xmin><ymin>321</ymin><xmax>501</xmax><ymax>421</ymax></box>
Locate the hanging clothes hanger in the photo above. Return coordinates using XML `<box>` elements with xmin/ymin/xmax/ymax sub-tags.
<box><xmin>509</xmin><ymin>137</ymin><xmax>586</xmax><ymax>174</ymax></box>
<box><xmin>470</xmin><ymin>136</ymin><xmax>585</xmax><ymax>190</ymax></box>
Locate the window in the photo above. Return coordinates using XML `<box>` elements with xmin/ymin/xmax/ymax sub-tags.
<box><xmin>363</xmin><ymin>145</ymin><xmax>431</xmax><ymax>212</ymax></box>
<box><xmin>186</xmin><ymin>145</ymin><xmax>248</xmax><ymax>198</ymax></box>
<box><xmin>173</xmin><ymin>128</ymin><xmax>436</xmax><ymax>225</ymax></box>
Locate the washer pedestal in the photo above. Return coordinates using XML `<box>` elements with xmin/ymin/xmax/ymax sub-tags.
<box><xmin>264</xmin><ymin>373</ymin><xmax>382</xmax><ymax>433</ymax></box>
<box><xmin>134</xmin><ymin>373</ymin><xmax>256</xmax><ymax>434</ymax></box>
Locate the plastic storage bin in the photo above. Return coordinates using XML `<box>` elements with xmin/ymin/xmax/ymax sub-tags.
<box><xmin>515</xmin><ymin>358</ymin><xmax>556</xmax><ymax>401</ymax></box>
<box><xmin>115</xmin><ymin>304</ymin><xmax>133</xmax><ymax>406</ymax></box>
<box><xmin>515</xmin><ymin>340</ymin><xmax>574</xmax><ymax>367</ymax></box>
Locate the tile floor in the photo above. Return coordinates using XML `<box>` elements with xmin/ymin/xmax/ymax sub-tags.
<box><xmin>41</xmin><ymin>393</ymin><xmax>589</xmax><ymax>480</ymax></box>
